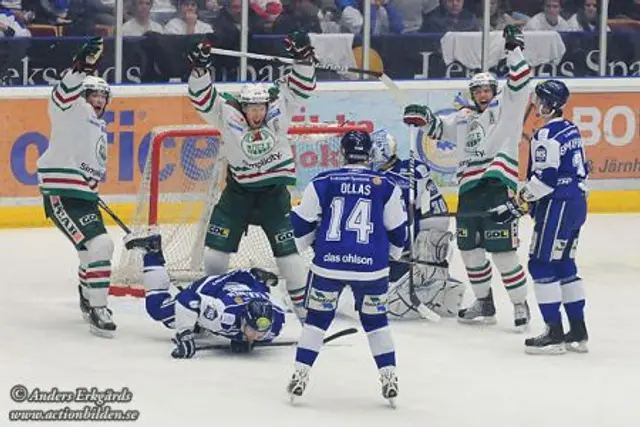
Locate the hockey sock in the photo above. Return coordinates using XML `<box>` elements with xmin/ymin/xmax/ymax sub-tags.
<box><xmin>276</xmin><ymin>255</ymin><xmax>308</xmax><ymax>317</ymax></box>
<box><xmin>85</xmin><ymin>260</ymin><xmax>111</xmax><ymax>307</ymax></box>
<box><xmin>533</xmin><ymin>278</ymin><xmax>562</xmax><ymax>324</ymax></box>
<box><xmin>500</xmin><ymin>265</ymin><xmax>528</xmax><ymax>304</ymax></box>
<box><xmin>295</xmin><ymin>310</ymin><xmax>333</xmax><ymax>368</ymax></box>
<box><xmin>560</xmin><ymin>276</ymin><xmax>586</xmax><ymax>320</ymax></box>
<box><xmin>465</xmin><ymin>261</ymin><xmax>492</xmax><ymax>299</ymax></box>
<box><xmin>78</xmin><ymin>249</ymin><xmax>90</xmax><ymax>298</ymax></box>
<box><xmin>359</xmin><ymin>312</ymin><xmax>395</xmax><ymax>369</ymax></box>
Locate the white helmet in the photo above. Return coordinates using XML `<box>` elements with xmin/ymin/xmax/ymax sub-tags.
<box><xmin>82</xmin><ymin>75</ymin><xmax>111</xmax><ymax>102</ymax></box>
<box><xmin>469</xmin><ymin>72</ymin><xmax>498</xmax><ymax>95</ymax></box>
<box><xmin>371</xmin><ymin>130</ymin><xmax>398</xmax><ymax>171</ymax></box>
<box><xmin>239</xmin><ymin>83</ymin><xmax>270</xmax><ymax>105</ymax></box>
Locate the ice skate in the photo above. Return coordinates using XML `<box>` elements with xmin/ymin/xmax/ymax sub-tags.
<box><xmin>513</xmin><ymin>300</ymin><xmax>531</xmax><ymax>333</ymax></box>
<box><xmin>565</xmin><ymin>318</ymin><xmax>589</xmax><ymax>353</ymax></box>
<box><xmin>286</xmin><ymin>363</ymin><xmax>310</xmax><ymax>403</ymax></box>
<box><xmin>78</xmin><ymin>285</ymin><xmax>91</xmax><ymax>322</ymax></box>
<box><xmin>379</xmin><ymin>366</ymin><xmax>398</xmax><ymax>409</ymax></box>
<box><xmin>458</xmin><ymin>289</ymin><xmax>497</xmax><ymax>325</ymax></box>
<box><xmin>88</xmin><ymin>306</ymin><xmax>116</xmax><ymax>338</ymax></box>
<box><xmin>525</xmin><ymin>323</ymin><xmax>566</xmax><ymax>355</ymax></box>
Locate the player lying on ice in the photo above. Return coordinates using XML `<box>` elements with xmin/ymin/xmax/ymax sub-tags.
<box><xmin>370</xmin><ymin>131</ymin><xmax>464</xmax><ymax>319</ymax></box>
<box><xmin>125</xmin><ymin>234</ymin><xmax>285</xmax><ymax>358</ymax></box>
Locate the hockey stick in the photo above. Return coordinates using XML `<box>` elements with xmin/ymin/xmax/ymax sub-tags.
<box><xmin>98</xmin><ymin>198</ymin><xmax>131</xmax><ymax>234</ymax></box>
<box><xmin>196</xmin><ymin>327</ymin><xmax>358</xmax><ymax>351</ymax></box>
<box><xmin>208</xmin><ymin>47</ymin><xmax>383</xmax><ymax>78</ymax></box>
<box><xmin>420</xmin><ymin>210</ymin><xmax>490</xmax><ymax>219</ymax></box>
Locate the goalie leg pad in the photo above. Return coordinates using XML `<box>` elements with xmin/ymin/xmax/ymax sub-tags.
<box><xmin>387</xmin><ymin>272</ymin><xmax>423</xmax><ymax>320</ymax></box>
<box><xmin>417</xmin><ymin>277</ymin><xmax>465</xmax><ymax>317</ymax></box>
<box><xmin>415</xmin><ymin>229</ymin><xmax>453</xmax><ymax>283</ymax></box>
<box><xmin>83</xmin><ymin>233</ymin><xmax>114</xmax><ymax>307</ymax></box>
<box><xmin>203</xmin><ymin>247</ymin><xmax>230</xmax><ymax>275</ymax></box>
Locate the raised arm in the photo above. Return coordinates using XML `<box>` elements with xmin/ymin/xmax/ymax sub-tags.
<box><xmin>275</xmin><ymin>31</ymin><xmax>317</xmax><ymax>112</ymax></box>
<box><xmin>186</xmin><ymin>39</ymin><xmax>228</xmax><ymax>126</ymax></box>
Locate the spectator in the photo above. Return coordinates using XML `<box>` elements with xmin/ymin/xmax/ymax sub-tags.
<box><xmin>523</xmin><ymin>0</ymin><xmax>572</xmax><ymax>30</ymax></box>
<box><xmin>610</xmin><ymin>0</ymin><xmax>640</xmax><ymax>20</ymax></box>
<box><xmin>22</xmin><ymin>0</ymin><xmax>72</xmax><ymax>25</ymax></box>
<box><xmin>338</xmin><ymin>0</ymin><xmax>403</xmax><ymax>35</ymax></box>
<box><xmin>318</xmin><ymin>5</ymin><xmax>340</xmax><ymax>33</ymax></box>
<box><xmin>271</xmin><ymin>0</ymin><xmax>321</xmax><ymax>34</ymax></box>
<box><xmin>123</xmin><ymin>0</ymin><xmax>163</xmax><ymax>35</ymax></box>
<box><xmin>567</xmin><ymin>0</ymin><xmax>609</xmax><ymax>31</ymax></box>
<box><xmin>394</xmin><ymin>0</ymin><xmax>438</xmax><ymax>33</ymax></box>
<box><xmin>164</xmin><ymin>0</ymin><xmax>213</xmax><ymax>34</ymax></box>
<box><xmin>0</xmin><ymin>6</ymin><xmax>31</xmax><ymax>35</ymax></box>
<box><xmin>479</xmin><ymin>0</ymin><xmax>519</xmax><ymax>30</ymax></box>
<box><xmin>64</xmin><ymin>0</ymin><xmax>115</xmax><ymax>35</ymax></box>
<box><xmin>204</xmin><ymin>0</ymin><xmax>264</xmax><ymax>41</ymax></box>
<box><xmin>421</xmin><ymin>0</ymin><xmax>480</xmax><ymax>32</ymax></box>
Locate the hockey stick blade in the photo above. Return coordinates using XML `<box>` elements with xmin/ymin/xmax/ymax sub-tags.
<box><xmin>196</xmin><ymin>327</ymin><xmax>358</xmax><ymax>351</ymax></box>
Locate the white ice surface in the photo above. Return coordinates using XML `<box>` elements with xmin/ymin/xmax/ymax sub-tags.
<box><xmin>1</xmin><ymin>214</ymin><xmax>639</xmax><ymax>426</ymax></box>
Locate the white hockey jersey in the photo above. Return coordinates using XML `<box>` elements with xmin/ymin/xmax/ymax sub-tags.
<box><xmin>188</xmin><ymin>64</ymin><xmax>316</xmax><ymax>189</ymax></box>
<box><xmin>424</xmin><ymin>48</ymin><xmax>532</xmax><ymax>195</ymax></box>
<box><xmin>37</xmin><ymin>70</ymin><xmax>108</xmax><ymax>201</ymax></box>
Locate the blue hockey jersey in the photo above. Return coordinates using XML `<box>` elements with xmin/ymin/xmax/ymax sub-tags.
<box><xmin>173</xmin><ymin>270</ymin><xmax>285</xmax><ymax>342</ymax></box>
<box><xmin>522</xmin><ymin>117</ymin><xmax>588</xmax><ymax>202</ymax></box>
<box><xmin>290</xmin><ymin>164</ymin><xmax>408</xmax><ymax>281</ymax></box>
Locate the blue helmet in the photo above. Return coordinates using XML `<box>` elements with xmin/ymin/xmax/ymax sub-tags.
<box><xmin>243</xmin><ymin>299</ymin><xmax>273</xmax><ymax>333</ymax></box>
<box><xmin>340</xmin><ymin>130</ymin><xmax>373</xmax><ymax>164</ymax></box>
<box><xmin>535</xmin><ymin>80</ymin><xmax>570</xmax><ymax>113</ymax></box>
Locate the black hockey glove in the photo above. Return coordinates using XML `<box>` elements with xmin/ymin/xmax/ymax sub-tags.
<box><xmin>72</xmin><ymin>37</ymin><xmax>104</xmax><ymax>73</ymax></box>
<box><xmin>503</xmin><ymin>24</ymin><xmax>524</xmax><ymax>51</ymax></box>
<box><xmin>488</xmin><ymin>197</ymin><xmax>527</xmax><ymax>224</ymax></box>
<box><xmin>284</xmin><ymin>30</ymin><xmax>316</xmax><ymax>63</ymax></box>
<box><xmin>230</xmin><ymin>340</ymin><xmax>254</xmax><ymax>354</ymax></box>
<box><xmin>188</xmin><ymin>37</ymin><xmax>215</xmax><ymax>71</ymax></box>
<box><xmin>171</xmin><ymin>329</ymin><xmax>196</xmax><ymax>359</ymax></box>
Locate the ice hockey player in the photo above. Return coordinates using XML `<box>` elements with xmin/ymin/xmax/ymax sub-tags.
<box><xmin>186</xmin><ymin>31</ymin><xmax>317</xmax><ymax>323</ymax></box>
<box><xmin>488</xmin><ymin>80</ymin><xmax>589</xmax><ymax>355</ymax></box>
<box><xmin>402</xmin><ymin>24</ymin><xmax>532</xmax><ymax>331</ymax></box>
<box><xmin>125</xmin><ymin>234</ymin><xmax>286</xmax><ymax>358</ymax></box>
<box><xmin>287</xmin><ymin>130</ymin><xmax>408</xmax><ymax>407</ymax></box>
<box><xmin>36</xmin><ymin>37</ymin><xmax>116</xmax><ymax>338</ymax></box>
<box><xmin>371</xmin><ymin>132</ymin><xmax>464</xmax><ymax>319</ymax></box>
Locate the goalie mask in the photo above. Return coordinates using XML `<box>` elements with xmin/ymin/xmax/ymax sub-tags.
<box><xmin>371</xmin><ymin>131</ymin><xmax>398</xmax><ymax>171</ymax></box>
<box><xmin>469</xmin><ymin>72</ymin><xmax>498</xmax><ymax>111</ymax></box>
<box><xmin>239</xmin><ymin>83</ymin><xmax>270</xmax><ymax>128</ymax></box>
<box><xmin>82</xmin><ymin>75</ymin><xmax>111</xmax><ymax>118</ymax></box>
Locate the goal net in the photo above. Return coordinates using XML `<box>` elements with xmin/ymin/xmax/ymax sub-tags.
<box><xmin>111</xmin><ymin>123</ymin><xmax>373</xmax><ymax>297</ymax></box>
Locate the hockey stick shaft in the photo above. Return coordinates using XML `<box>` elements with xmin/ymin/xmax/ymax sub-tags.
<box><xmin>98</xmin><ymin>198</ymin><xmax>131</xmax><ymax>234</ymax></box>
<box><xmin>420</xmin><ymin>210</ymin><xmax>490</xmax><ymax>219</ymax></box>
<box><xmin>196</xmin><ymin>327</ymin><xmax>358</xmax><ymax>351</ymax></box>
<box><xmin>208</xmin><ymin>47</ymin><xmax>383</xmax><ymax>78</ymax></box>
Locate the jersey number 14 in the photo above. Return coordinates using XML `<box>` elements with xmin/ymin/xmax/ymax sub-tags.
<box><xmin>326</xmin><ymin>198</ymin><xmax>374</xmax><ymax>244</ymax></box>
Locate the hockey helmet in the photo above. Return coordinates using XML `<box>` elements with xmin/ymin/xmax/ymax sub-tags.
<box><xmin>340</xmin><ymin>130</ymin><xmax>373</xmax><ymax>164</ymax></box>
<box><xmin>239</xmin><ymin>83</ymin><xmax>270</xmax><ymax>105</ymax></box>
<box><xmin>371</xmin><ymin>131</ymin><xmax>398</xmax><ymax>171</ymax></box>
<box><xmin>243</xmin><ymin>299</ymin><xmax>274</xmax><ymax>334</ymax></box>
<box><xmin>534</xmin><ymin>80</ymin><xmax>569</xmax><ymax>116</ymax></box>
<box><xmin>82</xmin><ymin>75</ymin><xmax>111</xmax><ymax>102</ymax></box>
<box><xmin>469</xmin><ymin>72</ymin><xmax>498</xmax><ymax>95</ymax></box>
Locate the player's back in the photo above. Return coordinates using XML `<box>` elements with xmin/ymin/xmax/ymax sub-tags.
<box><xmin>530</xmin><ymin>118</ymin><xmax>587</xmax><ymax>200</ymax></box>
<box><xmin>303</xmin><ymin>165</ymin><xmax>407</xmax><ymax>281</ymax></box>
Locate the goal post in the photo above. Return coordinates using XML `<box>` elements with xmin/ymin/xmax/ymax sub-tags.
<box><xmin>111</xmin><ymin>122</ymin><xmax>373</xmax><ymax>297</ymax></box>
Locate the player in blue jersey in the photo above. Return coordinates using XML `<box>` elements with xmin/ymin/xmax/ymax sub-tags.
<box><xmin>124</xmin><ymin>234</ymin><xmax>286</xmax><ymax>358</ymax></box>
<box><xmin>489</xmin><ymin>80</ymin><xmax>589</xmax><ymax>355</ymax></box>
<box><xmin>371</xmin><ymin>131</ymin><xmax>464</xmax><ymax>319</ymax></box>
<box><xmin>287</xmin><ymin>130</ymin><xmax>408</xmax><ymax>407</ymax></box>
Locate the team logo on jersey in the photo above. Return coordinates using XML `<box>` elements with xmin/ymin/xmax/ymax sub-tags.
<box><xmin>203</xmin><ymin>306</ymin><xmax>218</xmax><ymax>320</ymax></box>
<box><xmin>372</xmin><ymin>176</ymin><xmax>382</xmax><ymax>185</ymax></box>
<box><xmin>535</xmin><ymin>146</ymin><xmax>547</xmax><ymax>162</ymax></box>
<box><xmin>96</xmin><ymin>136</ymin><xmax>107</xmax><ymax>167</ymax></box>
<box><xmin>465</xmin><ymin>120</ymin><xmax>485</xmax><ymax>153</ymax></box>
<box><xmin>241</xmin><ymin>128</ymin><xmax>276</xmax><ymax>159</ymax></box>
<box><xmin>234</xmin><ymin>297</ymin><xmax>244</xmax><ymax>304</ymax></box>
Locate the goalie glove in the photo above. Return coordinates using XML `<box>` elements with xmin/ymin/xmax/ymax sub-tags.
<box><xmin>284</xmin><ymin>30</ymin><xmax>316</xmax><ymax>63</ymax></box>
<box><xmin>503</xmin><ymin>24</ymin><xmax>524</xmax><ymax>51</ymax></box>
<box><xmin>72</xmin><ymin>37</ymin><xmax>104</xmax><ymax>73</ymax></box>
<box><xmin>188</xmin><ymin>36</ymin><xmax>215</xmax><ymax>71</ymax></box>
<box><xmin>488</xmin><ymin>196</ymin><xmax>528</xmax><ymax>224</ymax></box>
<box><xmin>403</xmin><ymin>104</ymin><xmax>434</xmax><ymax>128</ymax></box>
<box><xmin>171</xmin><ymin>329</ymin><xmax>196</xmax><ymax>359</ymax></box>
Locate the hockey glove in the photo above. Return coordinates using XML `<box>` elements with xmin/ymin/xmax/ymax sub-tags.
<box><xmin>403</xmin><ymin>104</ymin><xmax>433</xmax><ymax>128</ymax></box>
<box><xmin>284</xmin><ymin>30</ymin><xmax>316</xmax><ymax>63</ymax></box>
<box><xmin>230</xmin><ymin>340</ymin><xmax>254</xmax><ymax>354</ymax></box>
<box><xmin>188</xmin><ymin>37</ymin><xmax>215</xmax><ymax>71</ymax></box>
<box><xmin>171</xmin><ymin>329</ymin><xmax>196</xmax><ymax>359</ymax></box>
<box><xmin>72</xmin><ymin>37</ymin><xmax>104</xmax><ymax>73</ymax></box>
<box><xmin>503</xmin><ymin>24</ymin><xmax>524</xmax><ymax>51</ymax></box>
<box><xmin>488</xmin><ymin>197</ymin><xmax>527</xmax><ymax>224</ymax></box>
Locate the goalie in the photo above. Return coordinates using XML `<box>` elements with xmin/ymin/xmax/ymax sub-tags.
<box><xmin>126</xmin><ymin>234</ymin><xmax>286</xmax><ymax>358</ymax></box>
<box><xmin>186</xmin><ymin>31</ymin><xmax>317</xmax><ymax>322</ymax></box>
<box><xmin>371</xmin><ymin>132</ymin><xmax>464</xmax><ymax>319</ymax></box>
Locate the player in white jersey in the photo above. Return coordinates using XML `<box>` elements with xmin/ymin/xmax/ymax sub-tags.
<box><xmin>36</xmin><ymin>37</ymin><xmax>116</xmax><ymax>338</ymax></box>
<box><xmin>186</xmin><ymin>32</ymin><xmax>317</xmax><ymax>322</ymax></box>
<box><xmin>371</xmin><ymin>132</ymin><xmax>464</xmax><ymax>319</ymax></box>
<box><xmin>287</xmin><ymin>130</ymin><xmax>407</xmax><ymax>407</ymax></box>
<box><xmin>402</xmin><ymin>25</ymin><xmax>532</xmax><ymax>332</ymax></box>
<box><xmin>489</xmin><ymin>80</ymin><xmax>589</xmax><ymax>354</ymax></box>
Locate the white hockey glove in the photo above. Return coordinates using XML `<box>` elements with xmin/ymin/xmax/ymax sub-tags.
<box><xmin>171</xmin><ymin>329</ymin><xmax>196</xmax><ymax>359</ymax></box>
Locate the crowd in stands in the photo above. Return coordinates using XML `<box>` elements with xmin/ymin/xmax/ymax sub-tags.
<box><xmin>0</xmin><ymin>0</ymin><xmax>638</xmax><ymax>38</ymax></box>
